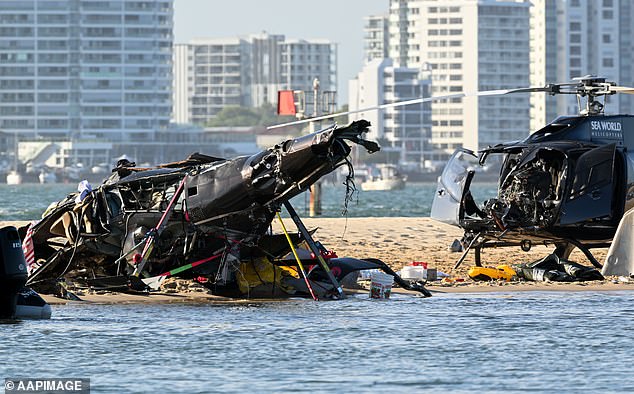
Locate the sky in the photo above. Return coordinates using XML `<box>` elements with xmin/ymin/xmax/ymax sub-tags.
<box><xmin>173</xmin><ymin>0</ymin><xmax>389</xmax><ymax>104</ymax></box>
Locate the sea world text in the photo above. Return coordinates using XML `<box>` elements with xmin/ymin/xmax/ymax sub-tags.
<box><xmin>590</xmin><ymin>120</ymin><xmax>623</xmax><ymax>140</ymax></box>
<box><xmin>590</xmin><ymin>120</ymin><xmax>622</xmax><ymax>131</ymax></box>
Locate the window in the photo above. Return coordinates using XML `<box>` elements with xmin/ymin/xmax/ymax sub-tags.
<box><xmin>602</xmin><ymin>34</ymin><xmax>611</xmax><ymax>43</ymax></box>
<box><xmin>603</xmin><ymin>58</ymin><xmax>614</xmax><ymax>67</ymax></box>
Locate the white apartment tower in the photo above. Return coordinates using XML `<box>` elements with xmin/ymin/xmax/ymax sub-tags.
<box><xmin>349</xmin><ymin>58</ymin><xmax>431</xmax><ymax>168</ymax></box>
<box><xmin>387</xmin><ymin>0</ymin><xmax>530</xmax><ymax>159</ymax></box>
<box><xmin>183</xmin><ymin>38</ymin><xmax>252</xmax><ymax>125</ymax></box>
<box><xmin>173</xmin><ymin>34</ymin><xmax>337</xmax><ymax>126</ymax></box>
<box><xmin>389</xmin><ymin>0</ymin><xmax>418</xmax><ymax>67</ymax></box>
<box><xmin>529</xmin><ymin>0</ymin><xmax>558</xmax><ymax>131</ymax></box>
<box><xmin>0</xmin><ymin>0</ymin><xmax>173</xmax><ymax>142</ymax></box>
<box><xmin>250</xmin><ymin>33</ymin><xmax>284</xmax><ymax>108</ymax></box>
<box><xmin>364</xmin><ymin>15</ymin><xmax>389</xmax><ymax>63</ymax></box>
<box><xmin>279</xmin><ymin>39</ymin><xmax>337</xmax><ymax>104</ymax></box>
<box><xmin>530</xmin><ymin>0</ymin><xmax>634</xmax><ymax>130</ymax></box>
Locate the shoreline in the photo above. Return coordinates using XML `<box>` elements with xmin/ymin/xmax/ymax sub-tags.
<box><xmin>40</xmin><ymin>281</ymin><xmax>634</xmax><ymax>306</ymax></box>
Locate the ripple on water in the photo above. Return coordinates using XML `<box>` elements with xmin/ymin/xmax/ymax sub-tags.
<box><xmin>2</xmin><ymin>292</ymin><xmax>633</xmax><ymax>393</ymax></box>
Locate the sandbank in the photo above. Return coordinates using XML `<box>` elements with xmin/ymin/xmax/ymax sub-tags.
<box><xmin>4</xmin><ymin>217</ymin><xmax>633</xmax><ymax>305</ymax></box>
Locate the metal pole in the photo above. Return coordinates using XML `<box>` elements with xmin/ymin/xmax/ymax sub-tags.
<box><xmin>309</xmin><ymin>78</ymin><xmax>322</xmax><ymax>217</ymax></box>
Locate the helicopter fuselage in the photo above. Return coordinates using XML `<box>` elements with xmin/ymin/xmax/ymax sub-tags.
<box><xmin>432</xmin><ymin>113</ymin><xmax>634</xmax><ymax>267</ymax></box>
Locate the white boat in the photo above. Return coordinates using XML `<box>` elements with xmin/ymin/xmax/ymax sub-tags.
<box><xmin>6</xmin><ymin>133</ymin><xmax>22</xmax><ymax>184</ymax></box>
<box><xmin>38</xmin><ymin>170</ymin><xmax>57</xmax><ymax>184</ymax></box>
<box><xmin>6</xmin><ymin>170</ymin><xmax>22</xmax><ymax>185</ymax></box>
<box><xmin>361</xmin><ymin>164</ymin><xmax>407</xmax><ymax>191</ymax></box>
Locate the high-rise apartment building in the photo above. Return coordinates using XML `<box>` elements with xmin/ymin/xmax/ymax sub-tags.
<box><xmin>349</xmin><ymin>58</ymin><xmax>431</xmax><ymax>168</ymax></box>
<box><xmin>251</xmin><ymin>33</ymin><xmax>284</xmax><ymax>108</ymax></box>
<box><xmin>530</xmin><ymin>0</ymin><xmax>634</xmax><ymax>130</ymax></box>
<box><xmin>364</xmin><ymin>15</ymin><xmax>389</xmax><ymax>63</ymax></box>
<box><xmin>173</xmin><ymin>33</ymin><xmax>337</xmax><ymax>126</ymax></box>
<box><xmin>385</xmin><ymin>0</ymin><xmax>531</xmax><ymax>159</ymax></box>
<box><xmin>279</xmin><ymin>38</ymin><xmax>337</xmax><ymax>108</ymax></box>
<box><xmin>0</xmin><ymin>0</ymin><xmax>173</xmax><ymax>143</ymax></box>
<box><xmin>178</xmin><ymin>38</ymin><xmax>252</xmax><ymax>125</ymax></box>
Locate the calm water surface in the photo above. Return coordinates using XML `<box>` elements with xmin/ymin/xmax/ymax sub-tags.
<box><xmin>2</xmin><ymin>291</ymin><xmax>634</xmax><ymax>393</ymax></box>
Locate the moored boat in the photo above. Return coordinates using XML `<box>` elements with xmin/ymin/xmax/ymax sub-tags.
<box><xmin>6</xmin><ymin>170</ymin><xmax>22</xmax><ymax>185</ymax></box>
<box><xmin>361</xmin><ymin>164</ymin><xmax>407</xmax><ymax>191</ymax></box>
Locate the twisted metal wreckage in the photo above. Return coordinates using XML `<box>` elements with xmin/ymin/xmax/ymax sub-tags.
<box><xmin>23</xmin><ymin>120</ymin><xmax>431</xmax><ymax>299</ymax></box>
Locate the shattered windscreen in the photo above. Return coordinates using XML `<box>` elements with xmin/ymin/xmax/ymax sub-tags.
<box><xmin>430</xmin><ymin>149</ymin><xmax>479</xmax><ymax>225</ymax></box>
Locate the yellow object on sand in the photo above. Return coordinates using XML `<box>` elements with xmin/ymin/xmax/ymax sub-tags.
<box><xmin>468</xmin><ymin>265</ymin><xmax>516</xmax><ymax>282</ymax></box>
<box><xmin>237</xmin><ymin>257</ymin><xmax>297</xmax><ymax>294</ymax></box>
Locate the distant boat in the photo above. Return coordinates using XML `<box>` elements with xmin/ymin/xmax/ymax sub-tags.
<box><xmin>361</xmin><ymin>164</ymin><xmax>407</xmax><ymax>191</ymax></box>
<box><xmin>6</xmin><ymin>170</ymin><xmax>22</xmax><ymax>185</ymax></box>
<box><xmin>7</xmin><ymin>132</ymin><xmax>21</xmax><ymax>184</ymax></box>
<box><xmin>38</xmin><ymin>170</ymin><xmax>57</xmax><ymax>184</ymax></box>
<box><xmin>91</xmin><ymin>164</ymin><xmax>109</xmax><ymax>175</ymax></box>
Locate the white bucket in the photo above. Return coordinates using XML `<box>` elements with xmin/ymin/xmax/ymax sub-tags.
<box><xmin>370</xmin><ymin>271</ymin><xmax>394</xmax><ymax>299</ymax></box>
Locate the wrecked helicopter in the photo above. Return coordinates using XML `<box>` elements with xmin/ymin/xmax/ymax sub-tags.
<box><xmin>430</xmin><ymin>76</ymin><xmax>634</xmax><ymax>269</ymax></box>
<box><xmin>22</xmin><ymin>120</ymin><xmax>431</xmax><ymax>300</ymax></box>
<box><xmin>271</xmin><ymin>76</ymin><xmax>634</xmax><ymax>271</ymax></box>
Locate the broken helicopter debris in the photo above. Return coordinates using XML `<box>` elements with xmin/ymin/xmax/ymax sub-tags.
<box><xmin>467</xmin><ymin>254</ymin><xmax>604</xmax><ymax>283</ymax></box>
<box><xmin>22</xmin><ymin>120</ymin><xmax>431</xmax><ymax>300</ymax></box>
<box><xmin>431</xmin><ymin>77</ymin><xmax>634</xmax><ymax>271</ymax></box>
<box><xmin>271</xmin><ymin>76</ymin><xmax>634</xmax><ymax>273</ymax></box>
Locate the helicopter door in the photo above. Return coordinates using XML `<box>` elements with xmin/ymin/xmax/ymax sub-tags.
<box><xmin>431</xmin><ymin>148</ymin><xmax>479</xmax><ymax>225</ymax></box>
<box><xmin>559</xmin><ymin>144</ymin><xmax>616</xmax><ymax>225</ymax></box>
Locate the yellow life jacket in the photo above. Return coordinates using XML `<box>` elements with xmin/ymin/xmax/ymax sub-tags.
<box><xmin>468</xmin><ymin>265</ymin><xmax>516</xmax><ymax>282</ymax></box>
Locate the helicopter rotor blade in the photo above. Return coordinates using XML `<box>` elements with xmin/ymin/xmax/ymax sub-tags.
<box><xmin>266</xmin><ymin>85</ymin><xmax>557</xmax><ymax>130</ymax></box>
<box><xmin>610</xmin><ymin>86</ymin><xmax>634</xmax><ymax>94</ymax></box>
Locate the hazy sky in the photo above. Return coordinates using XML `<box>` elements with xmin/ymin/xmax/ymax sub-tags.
<box><xmin>174</xmin><ymin>0</ymin><xmax>389</xmax><ymax>103</ymax></box>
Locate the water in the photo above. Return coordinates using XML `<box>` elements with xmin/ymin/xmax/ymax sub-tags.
<box><xmin>2</xmin><ymin>184</ymin><xmax>633</xmax><ymax>392</ymax></box>
<box><xmin>0</xmin><ymin>182</ymin><xmax>499</xmax><ymax>221</ymax></box>
<box><xmin>0</xmin><ymin>184</ymin><xmax>77</xmax><ymax>221</ymax></box>
<box><xmin>2</xmin><ymin>291</ymin><xmax>634</xmax><ymax>393</ymax></box>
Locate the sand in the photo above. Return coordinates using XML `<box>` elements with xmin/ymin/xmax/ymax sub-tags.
<box><xmin>291</xmin><ymin>217</ymin><xmax>606</xmax><ymax>274</ymax></box>
<box><xmin>4</xmin><ymin>217</ymin><xmax>634</xmax><ymax>305</ymax></box>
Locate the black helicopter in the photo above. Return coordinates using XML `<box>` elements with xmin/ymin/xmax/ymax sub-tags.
<box><xmin>430</xmin><ymin>76</ymin><xmax>634</xmax><ymax>269</ymax></box>
<box><xmin>23</xmin><ymin>120</ymin><xmax>431</xmax><ymax>300</ymax></box>
<box><xmin>269</xmin><ymin>76</ymin><xmax>634</xmax><ymax>270</ymax></box>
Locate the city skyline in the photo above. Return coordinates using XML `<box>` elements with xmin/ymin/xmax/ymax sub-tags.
<box><xmin>173</xmin><ymin>0</ymin><xmax>388</xmax><ymax>103</ymax></box>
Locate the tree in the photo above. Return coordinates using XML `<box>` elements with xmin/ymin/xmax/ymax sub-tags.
<box><xmin>205</xmin><ymin>103</ymin><xmax>299</xmax><ymax>130</ymax></box>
